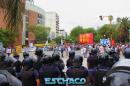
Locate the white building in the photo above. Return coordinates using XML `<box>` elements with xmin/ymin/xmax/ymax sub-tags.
<box><xmin>45</xmin><ymin>12</ymin><xmax>59</xmax><ymax>39</ymax></box>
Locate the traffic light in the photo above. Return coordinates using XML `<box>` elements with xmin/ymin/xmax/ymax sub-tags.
<box><xmin>99</xmin><ymin>15</ymin><xmax>103</xmax><ymax>20</ymax></box>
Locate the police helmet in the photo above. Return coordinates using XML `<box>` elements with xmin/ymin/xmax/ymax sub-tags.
<box><xmin>35</xmin><ymin>48</ymin><xmax>43</xmax><ymax>56</ymax></box>
<box><xmin>73</xmin><ymin>55</ymin><xmax>83</xmax><ymax>63</ymax></box>
<box><xmin>69</xmin><ymin>50</ymin><xmax>75</xmax><ymax>59</ymax></box>
<box><xmin>41</xmin><ymin>55</ymin><xmax>53</xmax><ymax>64</ymax></box>
<box><xmin>98</xmin><ymin>53</ymin><xmax>109</xmax><ymax>65</ymax></box>
<box><xmin>104</xmin><ymin>59</ymin><xmax>130</xmax><ymax>86</ymax></box>
<box><xmin>91</xmin><ymin>49</ymin><xmax>97</xmax><ymax>55</ymax></box>
<box><xmin>0</xmin><ymin>74</ymin><xmax>9</xmax><ymax>86</ymax></box>
<box><xmin>4</xmin><ymin>57</ymin><xmax>16</xmax><ymax>64</ymax></box>
<box><xmin>52</xmin><ymin>51</ymin><xmax>60</xmax><ymax>61</ymax></box>
<box><xmin>108</xmin><ymin>49</ymin><xmax>115</xmax><ymax>55</ymax></box>
<box><xmin>124</xmin><ymin>48</ymin><xmax>130</xmax><ymax>58</ymax></box>
<box><xmin>23</xmin><ymin>52</ymin><xmax>29</xmax><ymax>58</ymax></box>
<box><xmin>23</xmin><ymin>57</ymin><xmax>35</xmax><ymax>68</ymax></box>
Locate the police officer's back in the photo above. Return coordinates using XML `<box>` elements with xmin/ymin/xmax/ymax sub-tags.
<box><xmin>52</xmin><ymin>51</ymin><xmax>65</xmax><ymax>76</ymax></box>
<box><xmin>66</xmin><ymin>55</ymin><xmax>88</xmax><ymax>78</ymax></box>
<box><xmin>104</xmin><ymin>59</ymin><xmax>130</xmax><ymax>86</ymax></box>
<box><xmin>34</xmin><ymin>48</ymin><xmax>44</xmax><ymax>70</ymax></box>
<box><xmin>39</xmin><ymin>55</ymin><xmax>61</xmax><ymax>86</ymax></box>
<box><xmin>94</xmin><ymin>53</ymin><xmax>110</xmax><ymax>86</ymax></box>
<box><xmin>66</xmin><ymin>50</ymin><xmax>75</xmax><ymax>68</ymax></box>
<box><xmin>21</xmin><ymin>57</ymin><xmax>39</xmax><ymax>86</ymax></box>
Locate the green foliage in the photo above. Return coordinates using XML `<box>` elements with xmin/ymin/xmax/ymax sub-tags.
<box><xmin>50</xmin><ymin>40</ymin><xmax>56</xmax><ymax>45</ymax></box>
<box><xmin>70</xmin><ymin>26</ymin><xmax>97</xmax><ymax>43</ymax></box>
<box><xmin>116</xmin><ymin>17</ymin><xmax>130</xmax><ymax>43</ymax></box>
<box><xmin>83</xmin><ymin>28</ymin><xmax>96</xmax><ymax>34</ymax></box>
<box><xmin>29</xmin><ymin>25</ymin><xmax>50</xmax><ymax>43</ymax></box>
<box><xmin>54</xmin><ymin>36</ymin><xmax>62</xmax><ymax>44</ymax></box>
<box><xmin>0</xmin><ymin>0</ymin><xmax>25</xmax><ymax>45</ymax></box>
<box><xmin>94</xmin><ymin>34</ymin><xmax>101</xmax><ymax>43</ymax></box>
<box><xmin>97</xmin><ymin>24</ymin><xmax>116</xmax><ymax>39</ymax></box>
<box><xmin>0</xmin><ymin>28</ymin><xmax>15</xmax><ymax>47</ymax></box>
<box><xmin>70</xmin><ymin>26</ymin><xmax>84</xmax><ymax>43</ymax></box>
<box><xmin>65</xmin><ymin>36</ymin><xmax>74</xmax><ymax>43</ymax></box>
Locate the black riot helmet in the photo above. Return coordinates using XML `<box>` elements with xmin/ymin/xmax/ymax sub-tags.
<box><xmin>35</xmin><ymin>48</ymin><xmax>43</xmax><ymax>57</ymax></box>
<box><xmin>72</xmin><ymin>55</ymin><xmax>83</xmax><ymax>67</ymax></box>
<box><xmin>52</xmin><ymin>51</ymin><xmax>60</xmax><ymax>61</ymax></box>
<box><xmin>73</xmin><ymin>55</ymin><xmax>83</xmax><ymax>63</ymax></box>
<box><xmin>69</xmin><ymin>50</ymin><xmax>75</xmax><ymax>59</ymax></box>
<box><xmin>23</xmin><ymin>57</ymin><xmax>36</xmax><ymax>68</ymax></box>
<box><xmin>108</xmin><ymin>49</ymin><xmax>115</xmax><ymax>55</ymax></box>
<box><xmin>41</xmin><ymin>55</ymin><xmax>53</xmax><ymax>65</ymax></box>
<box><xmin>98</xmin><ymin>53</ymin><xmax>109</xmax><ymax>66</ymax></box>
<box><xmin>124</xmin><ymin>48</ymin><xmax>130</xmax><ymax>58</ymax></box>
<box><xmin>23</xmin><ymin>52</ymin><xmax>29</xmax><ymax>58</ymax></box>
<box><xmin>91</xmin><ymin>48</ymin><xmax>97</xmax><ymax>55</ymax></box>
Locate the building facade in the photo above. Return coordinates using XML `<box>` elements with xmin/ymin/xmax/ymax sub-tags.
<box><xmin>45</xmin><ymin>12</ymin><xmax>59</xmax><ymax>39</ymax></box>
<box><xmin>0</xmin><ymin>0</ymin><xmax>59</xmax><ymax>46</ymax></box>
<box><xmin>23</xmin><ymin>1</ymin><xmax>46</xmax><ymax>45</ymax></box>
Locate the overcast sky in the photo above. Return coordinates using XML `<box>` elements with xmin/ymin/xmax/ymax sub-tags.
<box><xmin>34</xmin><ymin>0</ymin><xmax>130</xmax><ymax>33</ymax></box>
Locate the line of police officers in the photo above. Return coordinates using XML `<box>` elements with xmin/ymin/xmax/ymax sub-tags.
<box><xmin>0</xmin><ymin>46</ymin><xmax>130</xmax><ymax>86</ymax></box>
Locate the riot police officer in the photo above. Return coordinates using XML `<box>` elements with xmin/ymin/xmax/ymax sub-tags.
<box><xmin>101</xmin><ymin>48</ymin><xmax>130</xmax><ymax>86</ymax></box>
<box><xmin>13</xmin><ymin>54</ymin><xmax>22</xmax><ymax>80</ymax></box>
<box><xmin>124</xmin><ymin>47</ymin><xmax>130</xmax><ymax>58</ymax></box>
<box><xmin>4</xmin><ymin>56</ymin><xmax>16</xmax><ymax>76</ymax></box>
<box><xmin>35</xmin><ymin>48</ymin><xmax>44</xmax><ymax>70</ymax></box>
<box><xmin>22</xmin><ymin>52</ymin><xmax>30</xmax><ymax>67</ymax></box>
<box><xmin>66</xmin><ymin>50</ymin><xmax>75</xmax><ymax>68</ymax></box>
<box><xmin>39</xmin><ymin>55</ymin><xmax>61</xmax><ymax>86</ymax></box>
<box><xmin>66</xmin><ymin>55</ymin><xmax>88</xmax><ymax>85</ymax></box>
<box><xmin>94</xmin><ymin>53</ymin><xmax>110</xmax><ymax>86</ymax></box>
<box><xmin>103</xmin><ymin>59</ymin><xmax>130</xmax><ymax>86</ymax></box>
<box><xmin>0</xmin><ymin>74</ymin><xmax>9</xmax><ymax>86</ymax></box>
<box><xmin>87</xmin><ymin>49</ymin><xmax>98</xmax><ymax>86</ymax></box>
<box><xmin>87</xmin><ymin>49</ymin><xmax>98</xmax><ymax>69</ymax></box>
<box><xmin>52</xmin><ymin>51</ymin><xmax>65</xmax><ymax>76</ymax></box>
<box><xmin>21</xmin><ymin>57</ymin><xmax>39</xmax><ymax>86</ymax></box>
<box><xmin>0</xmin><ymin>53</ymin><xmax>6</xmax><ymax>69</ymax></box>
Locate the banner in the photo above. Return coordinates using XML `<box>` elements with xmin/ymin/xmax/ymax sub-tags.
<box><xmin>111</xmin><ymin>39</ymin><xmax>115</xmax><ymax>46</ymax></box>
<box><xmin>79</xmin><ymin>33</ymin><xmax>93</xmax><ymax>44</ymax></box>
<box><xmin>100</xmin><ymin>39</ymin><xmax>110</xmax><ymax>46</ymax></box>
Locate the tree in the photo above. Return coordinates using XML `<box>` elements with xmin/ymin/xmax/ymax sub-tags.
<box><xmin>70</xmin><ymin>26</ymin><xmax>84</xmax><ymax>43</ymax></box>
<box><xmin>29</xmin><ymin>25</ymin><xmax>50</xmax><ymax>43</ymax></box>
<box><xmin>0</xmin><ymin>0</ymin><xmax>25</xmax><ymax>45</ymax></box>
<box><xmin>0</xmin><ymin>28</ymin><xmax>15</xmax><ymax>47</ymax></box>
<box><xmin>54</xmin><ymin>36</ymin><xmax>62</xmax><ymax>44</ymax></box>
<box><xmin>116</xmin><ymin>17</ymin><xmax>130</xmax><ymax>43</ymax></box>
<box><xmin>83</xmin><ymin>28</ymin><xmax>96</xmax><ymax>34</ymax></box>
<box><xmin>97</xmin><ymin>24</ymin><xmax>116</xmax><ymax>39</ymax></box>
<box><xmin>0</xmin><ymin>0</ymin><xmax>25</xmax><ymax>30</ymax></box>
